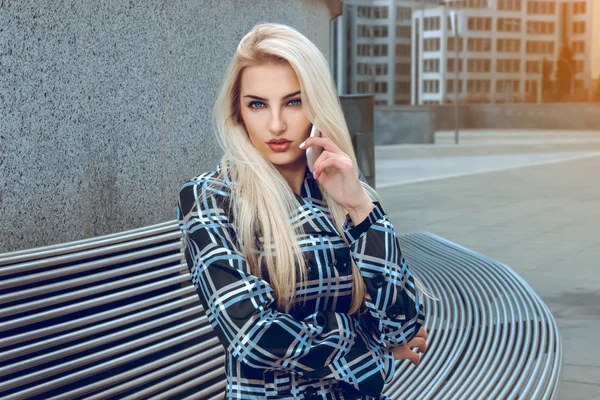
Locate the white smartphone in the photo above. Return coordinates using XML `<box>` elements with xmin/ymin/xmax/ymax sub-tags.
<box><xmin>306</xmin><ymin>124</ymin><xmax>322</xmax><ymax>173</ymax></box>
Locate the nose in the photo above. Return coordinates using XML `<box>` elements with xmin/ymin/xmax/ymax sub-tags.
<box><xmin>268</xmin><ymin>109</ymin><xmax>287</xmax><ymax>134</ymax></box>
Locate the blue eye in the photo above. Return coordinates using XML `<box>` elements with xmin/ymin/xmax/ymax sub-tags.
<box><xmin>289</xmin><ymin>98</ymin><xmax>302</xmax><ymax>106</ymax></box>
<box><xmin>249</xmin><ymin>101</ymin><xmax>265</xmax><ymax>109</ymax></box>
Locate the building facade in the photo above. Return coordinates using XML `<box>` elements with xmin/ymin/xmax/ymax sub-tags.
<box><xmin>331</xmin><ymin>0</ymin><xmax>439</xmax><ymax>105</ymax></box>
<box><xmin>411</xmin><ymin>0</ymin><xmax>594</xmax><ymax>105</ymax></box>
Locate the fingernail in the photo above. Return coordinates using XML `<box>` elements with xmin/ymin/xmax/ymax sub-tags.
<box><xmin>313</xmin><ymin>171</ymin><xmax>317</xmax><ymax>179</ymax></box>
<box><xmin>299</xmin><ymin>141</ymin><xmax>306</xmax><ymax>149</ymax></box>
<box><xmin>315</xmin><ymin>167</ymin><xmax>319</xmax><ymax>173</ymax></box>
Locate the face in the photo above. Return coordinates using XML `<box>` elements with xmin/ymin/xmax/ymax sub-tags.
<box><xmin>239</xmin><ymin>62</ymin><xmax>312</xmax><ymax>173</ymax></box>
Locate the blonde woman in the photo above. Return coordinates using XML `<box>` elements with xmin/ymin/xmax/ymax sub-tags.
<box><xmin>177</xmin><ymin>23</ymin><xmax>427</xmax><ymax>400</ymax></box>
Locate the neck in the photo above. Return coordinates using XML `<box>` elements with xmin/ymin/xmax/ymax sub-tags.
<box><xmin>275</xmin><ymin>158</ymin><xmax>307</xmax><ymax>196</ymax></box>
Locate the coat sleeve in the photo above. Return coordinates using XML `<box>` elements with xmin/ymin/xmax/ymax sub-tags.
<box><xmin>342</xmin><ymin>202</ymin><xmax>425</xmax><ymax>349</ymax></box>
<box><xmin>177</xmin><ymin>177</ymin><xmax>395</xmax><ymax>397</ymax></box>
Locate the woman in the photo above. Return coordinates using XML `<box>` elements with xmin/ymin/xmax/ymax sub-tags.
<box><xmin>177</xmin><ymin>23</ymin><xmax>427</xmax><ymax>400</ymax></box>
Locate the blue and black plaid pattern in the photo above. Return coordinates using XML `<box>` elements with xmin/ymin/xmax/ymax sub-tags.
<box><xmin>177</xmin><ymin>163</ymin><xmax>425</xmax><ymax>400</ymax></box>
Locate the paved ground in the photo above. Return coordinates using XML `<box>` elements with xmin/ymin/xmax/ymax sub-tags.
<box><xmin>376</xmin><ymin>130</ymin><xmax>600</xmax><ymax>400</ymax></box>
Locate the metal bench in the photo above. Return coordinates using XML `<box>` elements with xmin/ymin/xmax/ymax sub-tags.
<box><xmin>0</xmin><ymin>222</ymin><xmax>562</xmax><ymax>399</ymax></box>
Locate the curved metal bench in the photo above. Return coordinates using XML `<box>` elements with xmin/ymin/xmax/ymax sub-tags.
<box><xmin>0</xmin><ymin>222</ymin><xmax>562</xmax><ymax>399</ymax></box>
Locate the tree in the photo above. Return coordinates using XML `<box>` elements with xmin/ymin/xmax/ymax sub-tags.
<box><xmin>555</xmin><ymin>44</ymin><xmax>576</xmax><ymax>99</ymax></box>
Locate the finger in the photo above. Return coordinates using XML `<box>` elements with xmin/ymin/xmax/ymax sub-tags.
<box><xmin>314</xmin><ymin>156</ymin><xmax>353</xmax><ymax>180</ymax></box>
<box><xmin>416</xmin><ymin>326</ymin><xmax>429</xmax><ymax>341</ymax></box>
<box><xmin>393</xmin><ymin>346</ymin><xmax>420</xmax><ymax>365</ymax></box>
<box><xmin>300</xmin><ymin>136</ymin><xmax>344</xmax><ymax>156</ymax></box>
<box><xmin>313</xmin><ymin>150</ymin><xmax>335</xmax><ymax>170</ymax></box>
<box><xmin>407</xmin><ymin>337</ymin><xmax>427</xmax><ymax>354</ymax></box>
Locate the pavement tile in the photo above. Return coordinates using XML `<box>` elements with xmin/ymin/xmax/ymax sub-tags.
<box><xmin>377</xmin><ymin>133</ymin><xmax>600</xmax><ymax>399</ymax></box>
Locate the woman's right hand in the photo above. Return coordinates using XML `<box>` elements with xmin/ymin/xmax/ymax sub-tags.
<box><xmin>391</xmin><ymin>327</ymin><xmax>428</xmax><ymax>365</ymax></box>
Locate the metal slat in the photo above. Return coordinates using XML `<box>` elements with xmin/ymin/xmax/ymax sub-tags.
<box><xmin>384</xmin><ymin>232</ymin><xmax>563</xmax><ymax>400</ymax></box>
<box><xmin>0</xmin><ymin>231</ymin><xmax>182</xmax><ymax>277</ymax></box>
<box><xmin>142</xmin><ymin>356</ymin><xmax>225</xmax><ymax>400</ymax></box>
<box><xmin>0</xmin><ymin>220</ymin><xmax>179</xmax><ymax>266</ymax></box>
<box><xmin>1</xmin><ymin>287</ymin><xmax>199</xmax><ymax>349</ymax></box>
<box><xmin>0</xmin><ymin>305</ymin><xmax>203</xmax><ymax>378</ymax></box>
<box><xmin>71</xmin><ymin>339</ymin><xmax>222</xmax><ymax>400</ymax></box>
<box><xmin>0</xmin><ymin>274</ymin><xmax>191</xmax><ymax>332</ymax></box>
<box><xmin>133</xmin><ymin>356</ymin><xmax>226</xmax><ymax>400</ymax></box>
<box><xmin>0</xmin><ymin>294</ymin><xmax>201</xmax><ymax>363</ymax></box>
<box><xmin>0</xmin><ymin>226</ymin><xmax>562</xmax><ymax>399</ymax></box>
<box><xmin>1</xmin><ymin>249</ymin><xmax>183</xmax><ymax>299</ymax></box>
<box><xmin>1</xmin><ymin>319</ymin><xmax>209</xmax><ymax>399</ymax></box>
<box><xmin>1</xmin><ymin>263</ymin><xmax>186</xmax><ymax>318</ymax></box>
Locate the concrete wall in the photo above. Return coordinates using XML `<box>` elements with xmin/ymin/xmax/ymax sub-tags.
<box><xmin>375</xmin><ymin>103</ymin><xmax>600</xmax><ymax>145</ymax></box>
<box><xmin>374</xmin><ymin>106</ymin><xmax>435</xmax><ymax>145</ymax></box>
<box><xmin>435</xmin><ymin>103</ymin><xmax>600</xmax><ymax>131</ymax></box>
<box><xmin>0</xmin><ymin>0</ymin><xmax>336</xmax><ymax>252</ymax></box>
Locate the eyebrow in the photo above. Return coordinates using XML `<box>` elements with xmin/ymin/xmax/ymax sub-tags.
<box><xmin>243</xmin><ymin>90</ymin><xmax>301</xmax><ymax>102</ymax></box>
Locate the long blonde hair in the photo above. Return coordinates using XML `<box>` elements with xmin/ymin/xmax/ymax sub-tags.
<box><xmin>208</xmin><ymin>23</ymin><xmax>373</xmax><ymax>314</ymax></box>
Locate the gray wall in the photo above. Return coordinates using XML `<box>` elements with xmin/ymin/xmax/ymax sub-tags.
<box><xmin>435</xmin><ymin>103</ymin><xmax>600</xmax><ymax>131</ymax></box>
<box><xmin>374</xmin><ymin>103</ymin><xmax>600</xmax><ymax>146</ymax></box>
<box><xmin>0</xmin><ymin>0</ymin><xmax>336</xmax><ymax>252</ymax></box>
<box><xmin>374</xmin><ymin>106</ymin><xmax>435</xmax><ymax>145</ymax></box>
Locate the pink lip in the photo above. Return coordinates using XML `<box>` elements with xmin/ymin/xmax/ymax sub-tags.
<box><xmin>268</xmin><ymin>142</ymin><xmax>291</xmax><ymax>152</ymax></box>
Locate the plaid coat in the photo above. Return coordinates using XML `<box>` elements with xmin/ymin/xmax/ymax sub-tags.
<box><xmin>177</xmin><ymin>163</ymin><xmax>425</xmax><ymax>400</ymax></box>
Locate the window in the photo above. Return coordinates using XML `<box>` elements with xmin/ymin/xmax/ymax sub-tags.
<box><xmin>573</xmin><ymin>2</ymin><xmax>586</xmax><ymax>14</ymax></box>
<box><xmin>447</xmin><ymin>58</ymin><xmax>464</xmax><ymax>72</ymax></box>
<box><xmin>423</xmin><ymin>59</ymin><xmax>440</xmax><ymax>72</ymax></box>
<box><xmin>375</xmin><ymin>63</ymin><xmax>388</xmax><ymax>75</ymax></box>
<box><xmin>423</xmin><ymin>80</ymin><xmax>440</xmax><ymax>93</ymax></box>
<box><xmin>396</xmin><ymin>62</ymin><xmax>410</xmax><ymax>75</ymax></box>
<box><xmin>526</xmin><ymin>60</ymin><xmax>540</xmax><ymax>73</ymax></box>
<box><xmin>446</xmin><ymin>79</ymin><xmax>464</xmax><ymax>93</ymax></box>
<box><xmin>527</xmin><ymin>1</ymin><xmax>556</xmax><ymax>14</ymax></box>
<box><xmin>373</xmin><ymin>26</ymin><xmax>389</xmax><ymax>38</ymax></box>
<box><xmin>497</xmin><ymin>39</ymin><xmax>521</xmax><ymax>52</ymax></box>
<box><xmin>396</xmin><ymin>25</ymin><xmax>411</xmax><ymax>38</ymax></box>
<box><xmin>467</xmin><ymin>58</ymin><xmax>491</xmax><ymax>72</ymax></box>
<box><xmin>527</xmin><ymin>21</ymin><xmax>555</xmax><ymax>34</ymax></box>
<box><xmin>576</xmin><ymin>60</ymin><xmax>584</xmax><ymax>73</ymax></box>
<box><xmin>467</xmin><ymin>17</ymin><xmax>492</xmax><ymax>31</ymax></box>
<box><xmin>375</xmin><ymin>82</ymin><xmax>388</xmax><ymax>93</ymax></box>
<box><xmin>357</xmin><ymin>81</ymin><xmax>372</xmax><ymax>93</ymax></box>
<box><xmin>395</xmin><ymin>44</ymin><xmax>411</xmax><ymax>57</ymax></box>
<box><xmin>424</xmin><ymin>38</ymin><xmax>441</xmax><ymax>52</ymax></box>
<box><xmin>467</xmin><ymin>79</ymin><xmax>491</xmax><ymax>93</ymax></box>
<box><xmin>357</xmin><ymin>6</ymin><xmax>370</xmax><ymax>18</ymax></box>
<box><xmin>424</xmin><ymin>17</ymin><xmax>441</xmax><ymax>31</ymax></box>
<box><xmin>496</xmin><ymin>79</ymin><xmax>519</xmax><ymax>92</ymax></box>
<box><xmin>395</xmin><ymin>81</ymin><xmax>410</xmax><ymax>95</ymax></box>
<box><xmin>496</xmin><ymin>59</ymin><xmax>520</xmax><ymax>73</ymax></box>
<box><xmin>573</xmin><ymin>40</ymin><xmax>585</xmax><ymax>54</ymax></box>
<box><xmin>467</xmin><ymin>38</ymin><xmax>492</xmax><ymax>52</ymax></box>
<box><xmin>397</xmin><ymin>7</ymin><xmax>411</xmax><ymax>21</ymax></box>
<box><xmin>526</xmin><ymin>41</ymin><xmax>554</xmax><ymax>54</ymax></box>
<box><xmin>447</xmin><ymin>37</ymin><xmax>464</xmax><ymax>51</ymax></box>
<box><xmin>498</xmin><ymin>18</ymin><xmax>521</xmax><ymax>32</ymax></box>
<box><xmin>573</xmin><ymin>21</ymin><xmax>586</xmax><ymax>35</ymax></box>
<box><xmin>358</xmin><ymin>25</ymin><xmax>371</xmax><ymax>38</ymax></box>
<box><xmin>373</xmin><ymin>6</ymin><xmax>388</xmax><ymax>19</ymax></box>
<box><xmin>357</xmin><ymin>63</ymin><xmax>372</xmax><ymax>75</ymax></box>
<box><xmin>525</xmin><ymin>80</ymin><xmax>538</xmax><ymax>95</ymax></box>
<box><xmin>373</xmin><ymin>44</ymin><xmax>388</xmax><ymax>56</ymax></box>
<box><xmin>498</xmin><ymin>0</ymin><xmax>521</xmax><ymax>11</ymax></box>
<box><xmin>357</xmin><ymin>44</ymin><xmax>370</xmax><ymax>56</ymax></box>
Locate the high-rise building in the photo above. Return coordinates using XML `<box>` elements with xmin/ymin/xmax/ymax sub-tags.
<box><xmin>411</xmin><ymin>0</ymin><xmax>594</xmax><ymax>105</ymax></box>
<box><xmin>331</xmin><ymin>0</ymin><xmax>439</xmax><ymax>105</ymax></box>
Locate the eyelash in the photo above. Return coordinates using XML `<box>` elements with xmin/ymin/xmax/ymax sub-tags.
<box><xmin>248</xmin><ymin>98</ymin><xmax>302</xmax><ymax>109</ymax></box>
